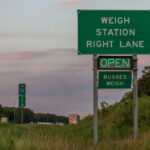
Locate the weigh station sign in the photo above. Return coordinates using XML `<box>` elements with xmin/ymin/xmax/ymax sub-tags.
<box><xmin>77</xmin><ymin>10</ymin><xmax>150</xmax><ymax>144</ymax></box>
<box><xmin>78</xmin><ymin>10</ymin><xmax>150</xmax><ymax>54</ymax></box>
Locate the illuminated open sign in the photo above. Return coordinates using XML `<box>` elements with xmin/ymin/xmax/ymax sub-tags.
<box><xmin>97</xmin><ymin>56</ymin><xmax>133</xmax><ymax>70</ymax></box>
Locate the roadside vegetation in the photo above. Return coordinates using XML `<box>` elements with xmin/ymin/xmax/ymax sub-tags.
<box><xmin>1</xmin><ymin>96</ymin><xmax>150</xmax><ymax>150</ymax></box>
<box><xmin>0</xmin><ymin>105</ymin><xmax>68</xmax><ymax>124</ymax></box>
<box><xmin>0</xmin><ymin>66</ymin><xmax>150</xmax><ymax>150</ymax></box>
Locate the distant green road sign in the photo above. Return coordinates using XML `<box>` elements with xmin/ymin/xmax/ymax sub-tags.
<box><xmin>78</xmin><ymin>10</ymin><xmax>150</xmax><ymax>54</ymax></box>
<box><xmin>19</xmin><ymin>83</ymin><xmax>26</xmax><ymax>107</ymax></box>
<box><xmin>98</xmin><ymin>71</ymin><xmax>132</xmax><ymax>89</ymax></box>
<box><xmin>97</xmin><ymin>56</ymin><xmax>133</xmax><ymax>70</ymax></box>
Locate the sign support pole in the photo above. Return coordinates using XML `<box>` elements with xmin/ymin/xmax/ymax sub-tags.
<box><xmin>133</xmin><ymin>55</ymin><xmax>138</xmax><ymax>138</ymax></box>
<box><xmin>14</xmin><ymin>99</ymin><xmax>16</xmax><ymax>124</ymax></box>
<box><xmin>93</xmin><ymin>55</ymin><xmax>98</xmax><ymax>145</ymax></box>
<box><xmin>21</xmin><ymin>107</ymin><xmax>23</xmax><ymax>124</ymax></box>
<box><xmin>14</xmin><ymin>107</ymin><xmax>15</xmax><ymax>124</ymax></box>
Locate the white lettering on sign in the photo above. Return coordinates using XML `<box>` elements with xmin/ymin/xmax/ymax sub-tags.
<box><xmin>106</xmin><ymin>81</ymin><xmax>124</xmax><ymax>86</ymax></box>
<box><xmin>96</xmin><ymin>28</ymin><xmax>135</xmax><ymax>36</ymax></box>
<box><xmin>103</xmin><ymin>75</ymin><xmax>127</xmax><ymax>80</ymax></box>
<box><xmin>86</xmin><ymin>40</ymin><xmax>114</xmax><ymax>48</ymax></box>
<box><xmin>85</xmin><ymin>15</ymin><xmax>145</xmax><ymax>49</ymax></box>
<box><xmin>120</xmin><ymin>41</ymin><xmax>144</xmax><ymax>48</ymax></box>
<box><xmin>101</xmin><ymin>17</ymin><xmax>130</xmax><ymax>24</ymax></box>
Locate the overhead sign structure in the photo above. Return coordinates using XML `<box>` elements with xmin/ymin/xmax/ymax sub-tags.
<box><xmin>78</xmin><ymin>10</ymin><xmax>150</xmax><ymax>54</ymax></box>
<box><xmin>19</xmin><ymin>83</ymin><xmax>26</xmax><ymax>107</ymax></box>
<box><xmin>97</xmin><ymin>56</ymin><xmax>133</xmax><ymax>70</ymax></box>
<box><xmin>98</xmin><ymin>71</ymin><xmax>132</xmax><ymax>89</ymax></box>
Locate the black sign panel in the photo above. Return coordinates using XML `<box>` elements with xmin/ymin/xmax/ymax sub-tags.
<box><xmin>97</xmin><ymin>56</ymin><xmax>133</xmax><ymax>70</ymax></box>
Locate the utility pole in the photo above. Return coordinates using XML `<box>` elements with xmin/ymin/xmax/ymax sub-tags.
<box><xmin>133</xmin><ymin>55</ymin><xmax>138</xmax><ymax>138</ymax></box>
<box><xmin>93</xmin><ymin>55</ymin><xmax>98</xmax><ymax>145</ymax></box>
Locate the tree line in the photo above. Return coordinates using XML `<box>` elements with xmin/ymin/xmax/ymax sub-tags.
<box><xmin>122</xmin><ymin>65</ymin><xmax>150</xmax><ymax>100</ymax></box>
<box><xmin>0</xmin><ymin>105</ymin><xmax>68</xmax><ymax>124</ymax></box>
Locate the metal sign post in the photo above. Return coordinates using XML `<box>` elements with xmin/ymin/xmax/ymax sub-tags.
<box><xmin>93</xmin><ymin>55</ymin><xmax>98</xmax><ymax>145</ymax></box>
<box><xmin>77</xmin><ymin>9</ymin><xmax>148</xmax><ymax>144</ymax></box>
<box><xmin>14</xmin><ymin>99</ymin><xmax>16</xmax><ymax>124</ymax></box>
<box><xmin>133</xmin><ymin>55</ymin><xmax>138</xmax><ymax>138</ymax></box>
<box><xmin>21</xmin><ymin>107</ymin><xmax>23</xmax><ymax>124</ymax></box>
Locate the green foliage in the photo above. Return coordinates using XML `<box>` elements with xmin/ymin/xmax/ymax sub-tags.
<box><xmin>100</xmin><ymin>101</ymin><xmax>109</xmax><ymax>117</ymax></box>
<box><xmin>142</xmin><ymin>66</ymin><xmax>150</xmax><ymax>75</ymax></box>
<box><xmin>2</xmin><ymin>107</ymin><xmax>34</xmax><ymax>123</ymax></box>
<box><xmin>0</xmin><ymin>106</ymin><xmax>68</xmax><ymax>124</ymax></box>
<box><xmin>0</xmin><ymin>104</ymin><xmax>3</xmax><ymax>113</ymax></box>
<box><xmin>122</xmin><ymin>100</ymin><xmax>133</xmax><ymax>126</ymax></box>
<box><xmin>0</xmin><ymin>65</ymin><xmax>150</xmax><ymax>150</ymax></box>
<box><xmin>138</xmin><ymin>66</ymin><xmax>150</xmax><ymax>96</ymax></box>
<box><xmin>0</xmin><ymin>104</ymin><xmax>4</xmax><ymax>117</ymax></box>
<box><xmin>138</xmin><ymin>97</ymin><xmax>150</xmax><ymax>127</ymax></box>
<box><xmin>138</xmin><ymin>69</ymin><xmax>150</xmax><ymax>96</ymax></box>
<box><xmin>121</xmin><ymin>91</ymin><xmax>133</xmax><ymax>100</ymax></box>
<box><xmin>1</xmin><ymin>96</ymin><xmax>150</xmax><ymax>150</ymax></box>
<box><xmin>122</xmin><ymin>65</ymin><xmax>150</xmax><ymax>100</ymax></box>
<box><xmin>34</xmin><ymin>113</ymin><xmax>68</xmax><ymax>124</ymax></box>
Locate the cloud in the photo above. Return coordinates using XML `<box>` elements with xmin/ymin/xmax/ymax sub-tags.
<box><xmin>58</xmin><ymin>0</ymin><xmax>88</xmax><ymax>8</ymax></box>
<box><xmin>60</xmin><ymin>0</ymin><xmax>87</xmax><ymax>5</ymax></box>
<box><xmin>126</xmin><ymin>0</ymin><xmax>137</xmax><ymax>3</ymax></box>
<box><xmin>0</xmin><ymin>33</ymin><xmax>7</xmax><ymax>37</ymax></box>
<box><xmin>0</xmin><ymin>51</ymin><xmax>51</xmax><ymax>60</ymax></box>
<box><xmin>1</xmin><ymin>49</ymin><xmax>149</xmax><ymax>115</ymax></box>
<box><xmin>0</xmin><ymin>67</ymin><xmax>93</xmax><ymax>115</ymax></box>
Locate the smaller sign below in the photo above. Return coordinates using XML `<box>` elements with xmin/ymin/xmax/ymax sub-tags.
<box><xmin>97</xmin><ymin>56</ymin><xmax>133</xmax><ymax>70</ymax></box>
<box><xmin>98</xmin><ymin>71</ymin><xmax>132</xmax><ymax>89</ymax></box>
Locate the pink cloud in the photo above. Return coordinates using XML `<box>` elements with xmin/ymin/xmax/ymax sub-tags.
<box><xmin>3</xmin><ymin>52</ymin><xmax>23</xmax><ymax>60</ymax></box>
<box><xmin>59</xmin><ymin>0</ymin><xmax>88</xmax><ymax>8</ymax></box>
<box><xmin>60</xmin><ymin>0</ymin><xmax>87</xmax><ymax>4</ymax></box>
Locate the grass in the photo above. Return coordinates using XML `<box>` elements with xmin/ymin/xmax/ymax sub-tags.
<box><xmin>1</xmin><ymin>96</ymin><xmax>150</xmax><ymax>150</ymax></box>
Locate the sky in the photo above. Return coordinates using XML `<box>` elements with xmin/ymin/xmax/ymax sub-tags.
<box><xmin>0</xmin><ymin>0</ymin><xmax>150</xmax><ymax>117</ymax></box>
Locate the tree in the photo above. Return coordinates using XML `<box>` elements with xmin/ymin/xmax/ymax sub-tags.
<box><xmin>3</xmin><ymin>107</ymin><xmax>34</xmax><ymax>123</ymax></box>
<box><xmin>121</xmin><ymin>91</ymin><xmax>133</xmax><ymax>101</ymax></box>
<box><xmin>142</xmin><ymin>66</ymin><xmax>150</xmax><ymax>75</ymax></box>
<box><xmin>122</xmin><ymin>65</ymin><xmax>150</xmax><ymax>100</ymax></box>
<box><xmin>100</xmin><ymin>101</ymin><xmax>109</xmax><ymax>117</ymax></box>
<box><xmin>34</xmin><ymin>113</ymin><xmax>68</xmax><ymax>124</ymax></box>
<box><xmin>0</xmin><ymin>104</ymin><xmax>3</xmax><ymax>113</ymax></box>
<box><xmin>138</xmin><ymin>66</ymin><xmax>150</xmax><ymax>96</ymax></box>
<box><xmin>0</xmin><ymin>104</ymin><xmax>4</xmax><ymax>117</ymax></box>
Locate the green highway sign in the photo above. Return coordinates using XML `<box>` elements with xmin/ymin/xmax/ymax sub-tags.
<box><xmin>97</xmin><ymin>56</ymin><xmax>133</xmax><ymax>70</ymax></box>
<box><xmin>78</xmin><ymin>10</ymin><xmax>150</xmax><ymax>54</ymax></box>
<box><xmin>98</xmin><ymin>71</ymin><xmax>132</xmax><ymax>89</ymax></box>
<box><xmin>19</xmin><ymin>83</ymin><xmax>26</xmax><ymax>107</ymax></box>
